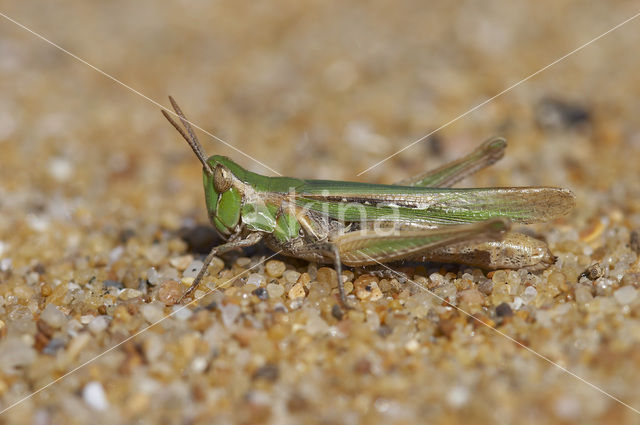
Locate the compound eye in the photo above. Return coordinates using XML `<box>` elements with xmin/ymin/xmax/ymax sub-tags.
<box><xmin>213</xmin><ymin>165</ymin><xmax>232</xmax><ymax>193</ymax></box>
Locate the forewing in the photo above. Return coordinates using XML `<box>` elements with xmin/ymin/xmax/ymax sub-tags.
<box><xmin>295</xmin><ymin>180</ymin><xmax>574</xmax><ymax>225</ymax></box>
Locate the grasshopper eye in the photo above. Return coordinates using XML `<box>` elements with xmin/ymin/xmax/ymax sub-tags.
<box><xmin>214</xmin><ymin>165</ymin><xmax>232</xmax><ymax>192</ymax></box>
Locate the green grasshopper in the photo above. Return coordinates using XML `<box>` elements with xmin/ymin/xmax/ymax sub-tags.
<box><xmin>162</xmin><ymin>97</ymin><xmax>574</xmax><ymax>308</ymax></box>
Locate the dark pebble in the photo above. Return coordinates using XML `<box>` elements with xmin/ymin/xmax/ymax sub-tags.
<box><xmin>252</xmin><ymin>364</ymin><xmax>279</xmax><ymax>382</ymax></box>
<box><xmin>496</xmin><ymin>302</ymin><xmax>514</xmax><ymax>317</ymax></box>
<box><xmin>630</xmin><ymin>231</ymin><xmax>640</xmax><ymax>254</ymax></box>
<box><xmin>118</xmin><ymin>228</ymin><xmax>135</xmax><ymax>243</ymax></box>
<box><xmin>252</xmin><ymin>287</ymin><xmax>269</xmax><ymax>301</ymax></box>
<box><xmin>204</xmin><ymin>301</ymin><xmax>218</xmax><ymax>311</ymax></box>
<box><xmin>103</xmin><ymin>280</ymin><xmax>124</xmax><ymax>289</ymax></box>
<box><xmin>274</xmin><ymin>304</ymin><xmax>288</xmax><ymax>313</ymax></box>
<box><xmin>427</xmin><ymin>134</ymin><xmax>443</xmax><ymax>156</ymax></box>
<box><xmin>535</xmin><ymin>98</ymin><xmax>591</xmax><ymax>130</ymax></box>
<box><xmin>32</xmin><ymin>263</ymin><xmax>46</xmax><ymax>275</ymax></box>
<box><xmin>43</xmin><ymin>338</ymin><xmax>67</xmax><ymax>355</ymax></box>
<box><xmin>331</xmin><ymin>304</ymin><xmax>344</xmax><ymax>321</ymax></box>
<box><xmin>377</xmin><ymin>325</ymin><xmax>392</xmax><ymax>338</ymax></box>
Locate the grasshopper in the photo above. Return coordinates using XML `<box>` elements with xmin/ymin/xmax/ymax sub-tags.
<box><xmin>162</xmin><ymin>96</ymin><xmax>574</xmax><ymax>308</ymax></box>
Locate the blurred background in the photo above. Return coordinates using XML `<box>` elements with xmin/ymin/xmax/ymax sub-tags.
<box><xmin>1</xmin><ymin>0</ymin><xmax>640</xmax><ymax>424</ymax></box>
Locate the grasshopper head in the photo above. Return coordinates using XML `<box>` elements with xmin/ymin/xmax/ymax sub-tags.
<box><xmin>202</xmin><ymin>155</ymin><xmax>247</xmax><ymax>236</ymax></box>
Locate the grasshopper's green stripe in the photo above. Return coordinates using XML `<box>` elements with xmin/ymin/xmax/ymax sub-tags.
<box><xmin>294</xmin><ymin>197</ymin><xmax>498</xmax><ymax>225</ymax></box>
<box><xmin>294</xmin><ymin>186</ymin><xmax>572</xmax><ymax>224</ymax></box>
<box><xmin>210</xmin><ymin>156</ymin><xmax>305</xmax><ymax>193</ymax></box>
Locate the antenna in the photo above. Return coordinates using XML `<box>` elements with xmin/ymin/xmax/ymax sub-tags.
<box><xmin>162</xmin><ymin>96</ymin><xmax>213</xmax><ymax>175</ymax></box>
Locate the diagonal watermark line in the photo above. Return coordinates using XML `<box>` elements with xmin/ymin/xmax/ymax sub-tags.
<box><xmin>365</xmin><ymin>256</ymin><xmax>640</xmax><ymax>416</ymax></box>
<box><xmin>0</xmin><ymin>250</ymin><xmax>284</xmax><ymax>416</ymax></box>
<box><xmin>357</xmin><ymin>10</ymin><xmax>640</xmax><ymax>177</ymax></box>
<box><xmin>0</xmin><ymin>11</ymin><xmax>282</xmax><ymax>176</ymax></box>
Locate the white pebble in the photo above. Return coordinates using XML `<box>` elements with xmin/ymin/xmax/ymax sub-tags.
<box><xmin>246</xmin><ymin>273</ymin><xmax>265</xmax><ymax>287</ymax></box>
<box><xmin>521</xmin><ymin>286</ymin><xmax>538</xmax><ymax>304</ymax></box>
<box><xmin>48</xmin><ymin>157</ymin><xmax>73</xmax><ymax>182</ymax></box>
<box><xmin>0</xmin><ymin>258</ymin><xmax>12</xmax><ymax>272</ymax></box>
<box><xmin>40</xmin><ymin>303</ymin><xmax>68</xmax><ymax>328</ymax></box>
<box><xmin>79</xmin><ymin>315</ymin><xmax>95</xmax><ymax>325</ymax></box>
<box><xmin>108</xmin><ymin>246</ymin><xmax>124</xmax><ymax>264</ymax></box>
<box><xmin>172</xmin><ymin>305</ymin><xmax>193</xmax><ymax>321</ymax></box>
<box><xmin>220</xmin><ymin>303</ymin><xmax>241</xmax><ymax>328</ymax></box>
<box><xmin>614</xmin><ymin>286</ymin><xmax>638</xmax><ymax>305</ymax></box>
<box><xmin>27</xmin><ymin>215</ymin><xmax>49</xmax><ymax>232</ymax></box>
<box><xmin>88</xmin><ymin>316</ymin><xmax>110</xmax><ymax>334</ymax></box>
<box><xmin>191</xmin><ymin>356</ymin><xmax>208</xmax><ymax>373</ymax></box>
<box><xmin>446</xmin><ymin>386</ymin><xmax>469</xmax><ymax>408</ymax></box>
<box><xmin>83</xmin><ymin>381</ymin><xmax>109</xmax><ymax>411</ymax></box>
<box><xmin>511</xmin><ymin>297</ymin><xmax>524</xmax><ymax>310</ymax></box>
<box><xmin>140</xmin><ymin>303</ymin><xmax>164</xmax><ymax>323</ymax></box>
<box><xmin>183</xmin><ymin>260</ymin><xmax>204</xmax><ymax>278</ymax></box>
<box><xmin>404</xmin><ymin>339</ymin><xmax>420</xmax><ymax>353</ymax></box>
<box><xmin>147</xmin><ymin>267</ymin><xmax>159</xmax><ymax>285</ymax></box>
